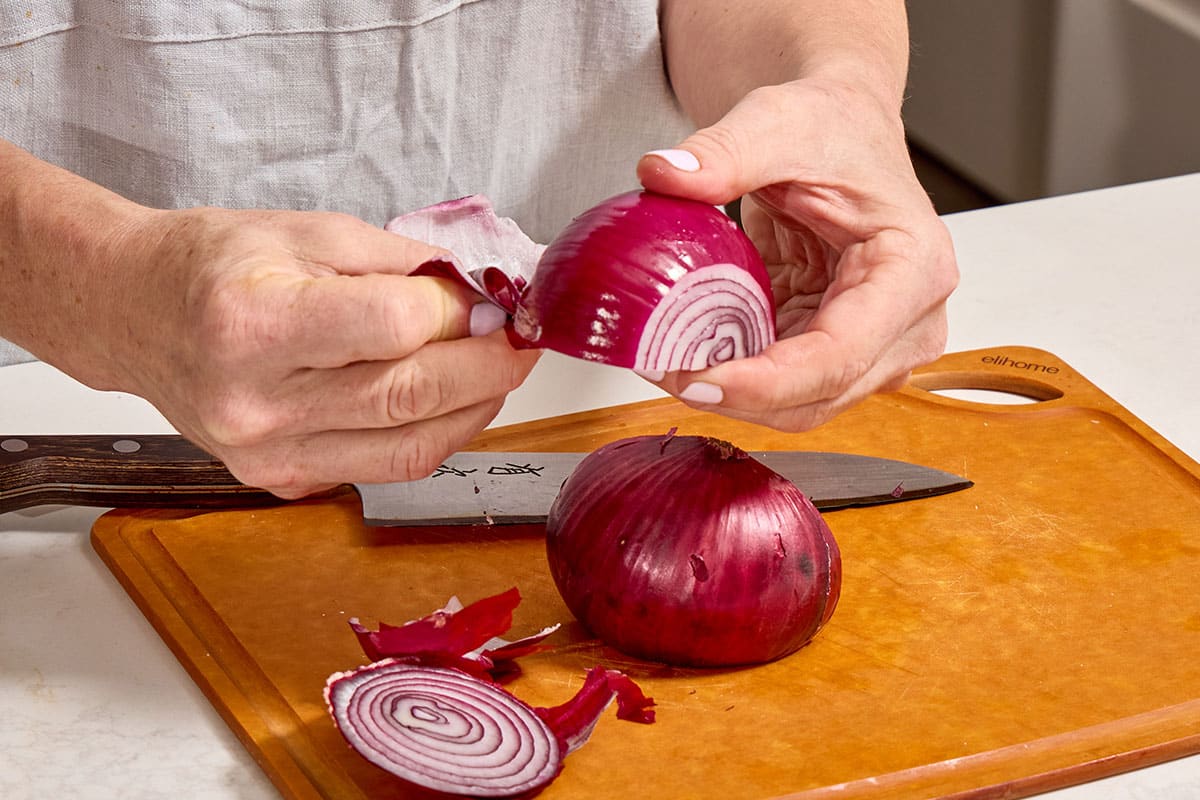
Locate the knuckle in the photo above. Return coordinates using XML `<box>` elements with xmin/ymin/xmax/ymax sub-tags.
<box><xmin>379</xmin><ymin>289</ymin><xmax>440</xmax><ymax>353</ymax></box>
<box><xmin>191</xmin><ymin>285</ymin><xmax>269</xmax><ymax>366</ymax></box>
<box><xmin>781</xmin><ymin>402</ymin><xmax>840</xmax><ymax>433</ymax></box>
<box><xmin>384</xmin><ymin>364</ymin><xmax>442</xmax><ymax>423</ymax></box>
<box><xmin>690</xmin><ymin>125</ymin><xmax>745</xmax><ymax>189</ymax></box>
<box><xmin>929</xmin><ymin>226</ymin><xmax>961</xmax><ymax>298</ymax></box>
<box><xmin>242</xmin><ymin>465</ymin><xmax>310</xmax><ymax>498</ymax></box>
<box><xmin>388</xmin><ymin>435</ymin><xmax>447</xmax><ymax>482</ymax></box>
<box><xmin>219</xmin><ymin>451</ymin><xmax>288</xmax><ymax>493</ymax></box>
<box><xmin>196</xmin><ymin>394</ymin><xmax>282</xmax><ymax>450</ymax></box>
<box><xmin>501</xmin><ymin>349</ymin><xmax>538</xmax><ymax>391</ymax></box>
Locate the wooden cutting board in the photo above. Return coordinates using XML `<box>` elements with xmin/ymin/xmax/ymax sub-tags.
<box><xmin>91</xmin><ymin>347</ymin><xmax>1200</xmax><ymax>799</ymax></box>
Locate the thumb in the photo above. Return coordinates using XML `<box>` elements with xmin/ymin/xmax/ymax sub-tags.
<box><xmin>637</xmin><ymin>100</ymin><xmax>782</xmax><ymax>206</ymax></box>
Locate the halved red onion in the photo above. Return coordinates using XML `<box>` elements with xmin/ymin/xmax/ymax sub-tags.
<box><xmin>326</xmin><ymin>662</ymin><xmax>562</xmax><ymax>797</ymax></box>
<box><xmin>545</xmin><ymin>434</ymin><xmax>841</xmax><ymax>667</ymax></box>
<box><xmin>384</xmin><ymin>190</ymin><xmax>775</xmax><ymax>370</ymax></box>
<box><xmin>511</xmin><ymin>191</ymin><xmax>775</xmax><ymax>371</ymax></box>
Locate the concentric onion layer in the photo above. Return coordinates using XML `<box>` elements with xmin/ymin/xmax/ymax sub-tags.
<box><xmin>326</xmin><ymin>662</ymin><xmax>561</xmax><ymax>797</ymax></box>
<box><xmin>635</xmin><ymin>264</ymin><xmax>775</xmax><ymax>371</ymax></box>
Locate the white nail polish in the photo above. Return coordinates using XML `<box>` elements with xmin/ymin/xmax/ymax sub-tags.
<box><xmin>469</xmin><ymin>303</ymin><xmax>507</xmax><ymax>337</ymax></box>
<box><xmin>679</xmin><ymin>381</ymin><xmax>723</xmax><ymax>405</ymax></box>
<box><xmin>634</xmin><ymin>369</ymin><xmax>666</xmax><ymax>382</ymax></box>
<box><xmin>646</xmin><ymin>148</ymin><xmax>701</xmax><ymax>173</ymax></box>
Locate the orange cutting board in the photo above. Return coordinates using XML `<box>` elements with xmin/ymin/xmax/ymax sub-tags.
<box><xmin>91</xmin><ymin>347</ymin><xmax>1200</xmax><ymax>799</ymax></box>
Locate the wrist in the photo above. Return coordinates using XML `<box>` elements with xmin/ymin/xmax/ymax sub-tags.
<box><xmin>795</xmin><ymin>51</ymin><xmax>907</xmax><ymax>118</ymax></box>
<box><xmin>0</xmin><ymin>140</ymin><xmax>157</xmax><ymax>389</ymax></box>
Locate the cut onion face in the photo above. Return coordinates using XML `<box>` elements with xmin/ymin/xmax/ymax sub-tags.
<box><xmin>512</xmin><ymin>191</ymin><xmax>775</xmax><ymax>371</ymax></box>
<box><xmin>545</xmin><ymin>434</ymin><xmax>842</xmax><ymax>668</ymax></box>
<box><xmin>384</xmin><ymin>190</ymin><xmax>775</xmax><ymax>371</ymax></box>
<box><xmin>326</xmin><ymin>662</ymin><xmax>562</xmax><ymax>797</ymax></box>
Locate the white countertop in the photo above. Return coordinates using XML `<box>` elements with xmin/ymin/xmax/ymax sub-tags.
<box><xmin>3</xmin><ymin>174</ymin><xmax>1199</xmax><ymax>798</ymax></box>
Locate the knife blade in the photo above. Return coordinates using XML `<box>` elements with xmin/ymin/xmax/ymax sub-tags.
<box><xmin>0</xmin><ymin>434</ymin><xmax>972</xmax><ymax>525</ymax></box>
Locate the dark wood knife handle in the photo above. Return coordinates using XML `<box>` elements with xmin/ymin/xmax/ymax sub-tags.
<box><xmin>0</xmin><ymin>434</ymin><xmax>279</xmax><ymax>515</ymax></box>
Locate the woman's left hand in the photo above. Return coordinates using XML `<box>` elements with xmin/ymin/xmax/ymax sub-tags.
<box><xmin>637</xmin><ymin>77</ymin><xmax>959</xmax><ymax>431</ymax></box>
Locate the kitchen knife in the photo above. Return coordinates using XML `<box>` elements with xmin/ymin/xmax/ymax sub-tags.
<box><xmin>0</xmin><ymin>434</ymin><xmax>972</xmax><ymax>525</ymax></box>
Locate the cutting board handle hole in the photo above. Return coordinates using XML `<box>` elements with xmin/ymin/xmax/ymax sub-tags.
<box><xmin>909</xmin><ymin>371</ymin><xmax>1064</xmax><ymax>405</ymax></box>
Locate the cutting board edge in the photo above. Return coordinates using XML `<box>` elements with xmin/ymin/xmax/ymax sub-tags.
<box><xmin>907</xmin><ymin>345</ymin><xmax>1200</xmax><ymax>477</ymax></box>
<box><xmin>770</xmin><ymin>699</ymin><xmax>1200</xmax><ymax>799</ymax></box>
<box><xmin>90</xmin><ymin>514</ymin><xmax>354</xmax><ymax>800</ymax></box>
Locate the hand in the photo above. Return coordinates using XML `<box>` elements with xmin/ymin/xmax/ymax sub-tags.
<box><xmin>102</xmin><ymin>207</ymin><xmax>539</xmax><ymax>497</ymax></box>
<box><xmin>637</xmin><ymin>77</ymin><xmax>959</xmax><ymax>431</ymax></box>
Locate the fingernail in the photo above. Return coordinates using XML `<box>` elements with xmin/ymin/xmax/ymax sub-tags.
<box><xmin>679</xmin><ymin>381</ymin><xmax>723</xmax><ymax>405</ymax></box>
<box><xmin>470</xmin><ymin>303</ymin><xmax>507</xmax><ymax>337</ymax></box>
<box><xmin>646</xmin><ymin>148</ymin><xmax>700</xmax><ymax>172</ymax></box>
<box><xmin>634</xmin><ymin>368</ymin><xmax>665</xmax><ymax>382</ymax></box>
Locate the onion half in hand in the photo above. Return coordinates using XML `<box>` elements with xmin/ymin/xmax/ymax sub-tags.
<box><xmin>545</xmin><ymin>434</ymin><xmax>842</xmax><ymax>668</ymax></box>
<box><xmin>384</xmin><ymin>190</ymin><xmax>775</xmax><ymax>371</ymax></box>
<box><xmin>510</xmin><ymin>191</ymin><xmax>775</xmax><ymax>371</ymax></box>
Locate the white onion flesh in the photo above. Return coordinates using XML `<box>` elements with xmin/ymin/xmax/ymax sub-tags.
<box><xmin>634</xmin><ymin>264</ymin><xmax>775</xmax><ymax>371</ymax></box>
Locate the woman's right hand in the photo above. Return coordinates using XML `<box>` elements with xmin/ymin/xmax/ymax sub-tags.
<box><xmin>102</xmin><ymin>206</ymin><xmax>540</xmax><ymax>498</ymax></box>
<box><xmin>2</xmin><ymin>141</ymin><xmax>538</xmax><ymax>496</ymax></box>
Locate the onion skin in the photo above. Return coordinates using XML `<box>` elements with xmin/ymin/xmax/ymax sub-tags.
<box><xmin>327</xmin><ymin>590</ymin><xmax>655</xmax><ymax>796</ymax></box>
<box><xmin>348</xmin><ymin>587</ymin><xmax>560</xmax><ymax>681</ymax></box>
<box><xmin>545</xmin><ymin>435</ymin><xmax>842</xmax><ymax>668</ymax></box>
<box><xmin>510</xmin><ymin>191</ymin><xmax>775</xmax><ymax>371</ymax></box>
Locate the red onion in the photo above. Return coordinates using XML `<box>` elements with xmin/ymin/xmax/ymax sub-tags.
<box><xmin>510</xmin><ymin>191</ymin><xmax>775</xmax><ymax>371</ymax></box>
<box><xmin>545</xmin><ymin>434</ymin><xmax>842</xmax><ymax>667</ymax></box>
<box><xmin>326</xmin><ymin>589</ymin><xmax>655</xmax><ymax>796</ymax></box>
<box><xmin>385</xmin><ymin>190</ymin><xmax>775</xmax><ymax>371</ymax></box>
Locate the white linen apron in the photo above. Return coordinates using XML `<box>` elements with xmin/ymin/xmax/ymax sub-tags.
<box><xmin>0</xmin><ymin>1</ymin><xmax>693</xmax><ymax>365</ymax></box>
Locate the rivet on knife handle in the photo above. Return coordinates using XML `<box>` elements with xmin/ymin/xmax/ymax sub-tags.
<box><xmin>0</xmin><ymin>435</ymin><xmax>277</xmax><ymax>515</ymax></box>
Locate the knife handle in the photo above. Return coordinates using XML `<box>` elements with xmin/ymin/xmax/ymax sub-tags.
<box><xmin>0</xmin><ymin>434</ymin><xmax>279</xmax><ymax>515</ymax></box>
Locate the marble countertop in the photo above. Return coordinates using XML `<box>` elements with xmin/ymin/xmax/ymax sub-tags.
<box><xmin>3</xmin><ymin>174</ymin><xmax>1199</xmax><ymax>798</ymax></box>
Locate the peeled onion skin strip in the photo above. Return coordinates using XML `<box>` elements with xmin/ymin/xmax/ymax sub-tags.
<box><xmin>348</xmin><ymin>587</ymin><xmax>559</xmax><ymax>681</ymax></box>
<box><xmin>535</xmin><ymin>666</ymin><xmax>656</xmax><ymax>754</ymax></box>
<box><xmin>384</xmin><ymin>195</ymin><xmax>544</xmax><ymax>307</ymax></box>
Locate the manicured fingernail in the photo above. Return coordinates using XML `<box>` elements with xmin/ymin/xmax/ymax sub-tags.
<box><xmin>634</xmin><ymin>369</ymin><xmax>665</xmax><ymax>382</ymax></box>
<box><xmin>646</xmin><ymin>148</ymin><xmax>700</xmax><ymax>172</ymax></box>
<box><xmin>679</xmin><ymin>381</ymin><xmax>723</xmax><ymax>405</ymax></box>
<box><xmin>470</xmin><ymin>303</ymin><xmax>507</xmax><ymax>336</ymax></box>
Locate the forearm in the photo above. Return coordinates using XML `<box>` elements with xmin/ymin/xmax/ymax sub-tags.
<box><xmin>660</xmin><ymin>0</ymin><xmax>909</xmax><ymax>125</ymax></box>
<box><xmin>0</xmin><ymin>138</ymin><xmax>152</xmax><ymax>386</ymax></box>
